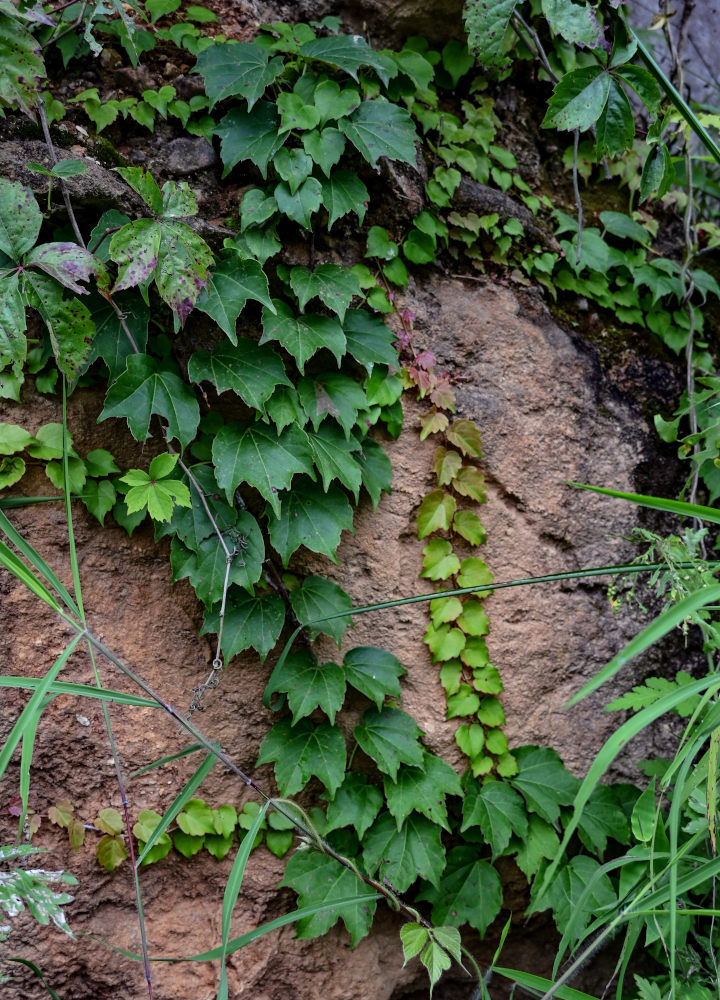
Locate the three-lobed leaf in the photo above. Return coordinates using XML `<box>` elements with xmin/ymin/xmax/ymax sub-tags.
<box><xmin>257</xmin><ymin>716</ymin><xmax>346</xmax><ymax>796</ymax></box>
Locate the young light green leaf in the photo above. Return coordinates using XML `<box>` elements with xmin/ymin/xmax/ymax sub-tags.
<box><xmin>421</xmin><ymin>538</ymin><xmax>461</xmax><ymax>581</ymax></box>
<box><xmin>257</xmin><ymin>717</ymin><xmax>346</xmax><ymax>796</ymax></box>
<box><xmin>400</xmin><ymin>923</ymin><xmax>428</xmax><ymax>963</ymax></box>
<box><xmin>212</xmin><ymin>420</ymin><xmax>314</xmax><ymax>516</ymax></box>
<box><xmin>264</xmin><ymin>648</ymin><xmax>346</xmax><ymax>723</ymax></box>
<box><xmin>188</xmin><ymin>340</ymin><xmax>290</xmax><ymax>409</ymax></box>
<box><xmin>342</xmin><ymin>646</ymin><xmax>405</xmax><ymax>710</ymax></box>
<box><xmin>417</xmin><ymin>490</ymin><xmax>456</xmax><ymax>538</ymax></box>
<box><xmin>99</xmin><ymin>354</ymin><xmax>200</xmax><ymax>450</ymax></box>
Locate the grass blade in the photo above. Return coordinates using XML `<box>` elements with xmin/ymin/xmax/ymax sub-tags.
<box><xmin>567</xmin><ymin>584</ymin><xmax>720</xmax><ymax>705</ymax></box>
<box><xmin>18</xmin><ymin>695</ymin><xmax>53</xmax><ymax>840</ymax></box>
<box><xmin>0</xmin><ymin>633</ymin><xmax>83</xmax><ymax>783</ymax></box>
<box><xmin>128</xmin><ymin>745</ymin><xmax>204</xmax><ymax>779</ymax></box>
<box><xmin>0</xmin><ymin>511</ymin><xmax>80</xmax><ymax>617</ymax></box>
<box><xmin>135</xmin><ymin>752</ymin><xmax>217</xmax><ymax>866</ymax></box>
<box><xmin>492</xmin><ymin>967</ymin><xmax>600</xmax><ymax>999</ymax></box>
<box><xmin>217</xmin><ymin>800</ymin><xmax>270</xmax><ymax>1000</ymax></box>
<box><xmin>569</xmin><ymin>483</ymin><xmax>720</xmax><ymax>525</ymax></box>
<box><xmin>6</xmin><ymin>959</ymin><xmax>61</xmax><ymax>1000</ymax></box>
<box><xmin>0</xmin><ymin>496</ymin><xmax>63</xmax><ymax>508</ymax></box>
<box><xmin>0</xmin><ymin>537</ymin><xmax>63</xmax><ymax>612</ymax></box>
<box><xmin>0</xmin><ymin>676</ymin><xmax>159</xmax><ymax>708</ymax></box>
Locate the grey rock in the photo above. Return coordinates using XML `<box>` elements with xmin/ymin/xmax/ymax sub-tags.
<box><xmin>161</xmin><ymin>137</ymin><xmax>218</xmax><ymax>176</ymax></box>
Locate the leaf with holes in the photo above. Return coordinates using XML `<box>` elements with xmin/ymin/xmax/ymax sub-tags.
<box><xmin>264</xmin><ymin>648</ymin><xmax>346</xmax><ymax>724</ymax></box>
<box><xmin>354</xmin><ymin>707</ymin><xmax>424</xmax><ymax>780</ymax></box>
<box><xmin>188</xmin><ymin>340</ymin><xmax>290</xmax><ymax>409</ymax></box>
<box><xmin>300</xmin><ymin>35</ymin><xmax>397</xmax><ymax>85</ymax></box>
<box><xmin>267</xmin><ymin>478</ymin><xmax>354</xmax><ymax>565</ymax></box>
<box><xmin>200</xmin><ymin>588</ymin><xmax>285</xmax><ymax>661</ymax></box>
<box><xmin>290</xmin><ymin>264</ymin><xmax>361</xmax><ymax>322</ymax></box>
<box><xmin>99</xmin><ymin>354</ymin><xmax>200</xmax><ymax>450</ymax></box>
<box><xmin>308</xmin><ymin>424</ymin><xmax>363</xmax><ymax>499</ymax></box>
<box><xmin>261</xmin><ymin>300</ymin><xmax>346</xmax><ymax>372</ymax></box>
<box><xmin>363</xmin><ymin>811</ymin><xmax>445</xmax><ymax>892</ymax></box>
<box><xmin>212</xmin><ymin>420</ymin><xmax>314</xmax><ymax>516</ymax></box>
<box><xmin>280</xmin><ymin>849</ymin><xmax>377</xmax><ymax>946</ymax></box>
<box><xmin>215</xmin><ymin>102</ymin><xmax>286</xmax><ymax>178</ymax></box>
<box><xmin>323</xmin><ymin>772</ymin><xmax>383</xmax><ymax>839</ymax></box>
<box><xmin>339</xmin><ymin>101</ymin><xmax>417</xmax><ymax>167</ymax></box>
<box><xmin>195</xmin><ymin>42</ymin><xmax>284</xmax><ymax>109</ymax></box>
<box><xmin>342</xmin><ymin>646</ymin><xmax>405</xmax><ymax>710</ymax></box>
<box><xmin>320</xmin><ymin>169</ymin><xmax>368</xmax><ymax>230</ymax></box>
<box><xmin>461</xmin><ymin>778</ymin><xmax>528</xmax><ymax>857</ymax></box>
<box><xmin>384</xmin><ymin>751</ymin><xmax>461</xmax><ymax>831</ymax></box>
<box><xmin>257</xmin><ymin>717</ymin><xmax>346</xmax><ymax>796</ymax></box>
<box><xmin>23</xmin><ymin>272</ymin><xmax>96</xmax><ymax>382</ymax></box>
<box><xmin>288</xmin><ymin>574</ymin><xmax>353</xmax><ymax>644</ymax></box>
<box><xmin>417</xmin><ymin>846</ymin><xmax>502</xmax><ymax>936</ymax></box>
<box><xmin>195</xmin><ymin>255</ymin><xmax>274</xmax><ymax>341</ymax></box>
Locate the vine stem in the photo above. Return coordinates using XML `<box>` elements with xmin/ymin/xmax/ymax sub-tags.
<box><xmin>36</xmin><ymin>97</ymin><xmax>85</xmax><ymax>248</ymax></box>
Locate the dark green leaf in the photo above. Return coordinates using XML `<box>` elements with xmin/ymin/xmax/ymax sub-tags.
<box><xmin>512</xmin><ymin>814</ymin><xmax>560</xmax><ymax>879</ymax></box>
<box><xmin>264</xmin><ymin>648</ymin><xmax>345</xmax><ymax>723</ymax></box>
<box><xmin>288</xmin><ymin>574</ymin><xmax>353</xmax><ymax>644</ymax></box>
<box><xmin>85</xmin><ymin>290</ymin><xmax>149</xmax><ymax>380</ymax></box>
<box><xmin>461</xmin><ymin>778</ymin><xmax>528</xmax><ymax>857</ymax></box>
<box><xmin>274</xmin><ymin>177</ymin><xmax>323</xmax><ymax>229</ymax></box>
<box><xmin>302</xmin><ymin>127</ymin><xmax>346</xmax><ymax>175</ymax></box>
<box><xmin>339</xmin><ymin>101</ymin><xmax>418</xmax><ymax>167</ymax></box>
<box><xmin>290</xmin><ymin>263</ymin><xmax>361</xmax><ymax>321</ymax></box>
<box><xmin>257</xmin><ymin>717</ymin><xmax>346</xmax><ymax>796</ymax></box>
<box><xmin>195</xmin><ymin>42</ymin><xmax>284</xmax><ymax>109</ymax></box>
<box><xmin>188</xmin><ymin>340</ymin><xmax>290</xmax><ymax>409</ymax></box>
<box><xmin>464</xmin><ymin>0</ymin><xmax>518</xmax><ymax>70</ymax></box>
<box><xmin>215</xmin><ymin>102</ymin><xmax>286</xmax><ymax>178</ymax></box>
<box><xmin>615</xmin><ymin>64</ymin><xmax>662</xmax><ymax>115</ymax></box>
<box><xmin>363</xmin><ymin>811</ymin><xmax>445</xmax><ymax>892</ymax></box>
<box><xmin>384</xmin><ymin>751</ymin><xmax>461</xmax><ymax>830</ymax></box>
<box><xmin>308</xmin><ymin>423</ymin><xmax>363</xmax><ymax>499</ymax></box>
<box><xmin>416</xmin><ymin>845</ymin><xmax>502</xmax><ymax>936</ymax></box>
<box><xmin>640</xmin><ymin>142</ymin><xmax>674</xmax><ymax>201</ymax></box>
<box><xmin>212</xmin><ymin>421</ymin><xmax>314</xmax><ymax>516</ymax></box>
<box><xmin>273</xmin><ymin>147</ymin><xmax>313</xmax><ymax>195</ymax></box>
<box><xmin>99</xmin><ymin>354</ymin><xmax>200</xmax><ymax>450</ymax></box>
<box><xmin>354</xmin><ymin>706</ymin><xmax>424</xmax><ymax>780</ymax></box>
<box><xmin>529</xmin><ymin>855</ymin><xmax>616</xmax><ymax>936</ymax></box>
<box><xmin>200</xmin><ymin>588</ymin><xmax>285</xmax><ymax>661</ymax></box>
<box><xmin>323</xmin><ymin>773</ymin><xmax>383</xmax><ymax>839</ymax></box>
<box><xmin>510</xmin><ymin>746</ymin><xmax>578</xmax><ymax>823</ymax></box>
<box><xmin>356</xmin><ymin>437</ymin><xmax>392</xmax><ymax>509</ymax></box>
<box><xmin>299</xmin><ymin>35</ymin><xmax>397</xmax><ymax>86</ymax></box>
<box><xmin>171</xmin><ymin>511</ymin><xmax>264</xmax><ymax>603</ymax></box>
<box><xmin>262</xmin><ymin>384</ymin><xmax>305</xmax><ymax>433</ymax></box>
<box><xmin>239</xmin><ymin>188</ymin><xmax>277</xmax><ymax>231</ymax></box>
<box><xmin>280</xmin><ymin>849</ymin><xmax>377</xmax><ymax>946</ymax></box>
<box><xmin>195</xmin><ymin>255</ymin><xmax>274</xmax><ymax>341</ymax></box>
<box><xmin>541</xmin><ymin>0</ymin><xmax>601</xmax><ymax>47</ymax></box>
<box><xmin>342</xmin><ymin>646</ymin><xmax>405</xmax><ymax>710</ymax></box>
<box><xmin>543</xmin><ymin>66</ymin><xmax>610</xmax><ymax>132</ymax></box>
<box><xmin>261</xmin><ymin>300</ymin><xmax>346</xmax><ymax>372</ymax></box>
<box><xmin>23</xmin><ymin>272</ymin><xmax>96</xmax><ymax>382</ymax></box>
<box><xmin>576</xmin><ymin>784</ymin><xmax>630</xmax><ymax>857</ymax></box>
<box><xmin>321</xmin><ymin>169</ymin><xmax>369</xmax><ymax>230</ymax></box>
<box><xmin>276</xmin><ymin>91</ymin><xmax>320</xmax><ymax>132</ymax></box>
<box><xmin>313</xmin><ymin>79</ymin><xmax>361</xmax><ymax>124</ymax></box>
<box><xmin>297</xmin><ymin>372</ymin><xmax>366</xmax><ymax>438</ymax></box>
<box><xmin>267</xmin><ymin>478</ymin><xmax>354</xmax><ymax>565</ymax></box>
<box><xmin>343</xmin><ymin>309</ymin><xmax>398</xmax><ymax>368</ymax></box>
<box><xmin>595</xmin><ymin>79</ymin><xmax>634</xmax><ymax>157</ymax></box>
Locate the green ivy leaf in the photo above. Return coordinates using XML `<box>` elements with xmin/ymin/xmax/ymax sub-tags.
<box><xmin>456</xmin><ymin>557</ymin><xmax>493</xmax><ymax>589</ymax></box>
<box><xmin>384</xmin><ymin>751</ymin><xmax>461</xmax><ymax>830</ymax></box>
<box><xmin>543</xmin><ymin>66</ymin><xmax>610</xmax><ymax>133</ymax></box>
<box><xmin>421</xmin><ymin>538</ymin><xmax>460</xmax><ymax>582</ymax></box>
<box><xmin>529</xmin><ymin>855</ymin><xmax>616</xmax><ymax>936</ymax></box>
<box><xmin>320</xmin><ymin>169</ymin><xmax>369</xmax><ymax>230</ymax></box>
<box><xmin>452</xmin><ymin>466</ymin><xmax>486</xmax><ymax>502</ymax></box>
<box><xmin>200</xmin><ymin>588</ymin><xmax>285</xmax><ymax>661</ymax></box>
<box><xmin>299</xmin><ymin>35</ymin><xmax>397</xmax><ymax>86</ymax></box>
<box><xmin>0</xmin><ymin>454</ymin><xmax>25</xmax><ymax>489</ymax></box>
<box><xmin>257</xmin><ymin>717</ymin><xmax>346</xmax><ymax>796</ymax></box>
<box><xmin>86</xmin><ymin>290</ymin><xmax>149</xmax><ymax>381</ymax></box>
<box><xmin>273</xmin><ymin>147</ymin><xmax>313</xmax><ymax>194</ymax></box>
<box><xmin>308</xmin><ymin>423</ymin><xmax>363</xmax><ymax>499</ymax></box>
<box><xmin>239</xmin><ymin>188</ymin><xmax>277</xmax><ymax>231</ymax></box>
<box><xmin>461</xmin><ymin>778</ymin><xmax>528</xmax><ymax>857</ymax></box>
<box><xmin>511</xmin><ymin>814</ymin><xmax>561</xmax><ymax>880</ymax></box>
<box><xmin>576</xmin><ymin>784</ymin><xmax>631</xmax><ymax>857</ymax></box>
<box><xmin>541</xmin><ymin>0</ymin><xmax>601</xmax><ymax>47</ymax></box>
<box><xmin>96</xmin><ymin>834</ymin><xmax>127</xmax><ymax>872</ymax></box>
<box><xmin>343</xmin><ymin>309</ymin><xmax>398</xmax><ymax>369</ymax></box>
<box><xmin>354</xmin><ymin>707</ymin><xmax>424</xmax><ymax>780</ymax></box>
<box><xmin>267</xmin><ymin>478</ymin><xmax>354</xmax><ymax>566</ymax></box>
<box><xmin>195</xmin><ymin>255</ymin><xmax>274</xmax><ymax>341</ymax></box>
<box><xmin>430</xmin><ymin>597</ymin><xmax>463</xmax><ymax>627</ymax></box>
<box><xmin>363</xmin><ymin>811</ymin><xmax>445</xmax><ymax>892</ymax></box>
<box><xmin>188</xmin><ymin>340</ymin><xmax>290</xmax><ymax>409</ymax></box>
<box><xmin>264</xmin><ymin>648</ymin><xmax>346</xmax><ymax>724</ymax></box>
<box><xmin>212</xmin><ymin>420</ymin><xmax>314</xmax><ymax>516</ymax></box>
<box><xmin>356</xmin><ymin>437</ymin><xmax>392</xmax><ymax>509</ymax></box>
<box><xmin>417</xmin><ymin>490</ymin><xmax>456</xmax><ymax>539</ymax></box>
<box><xmin>157</xmin><ymin>463</ymin><xmax>237</xmax><ymax>551</ymax></box>
<box><xmin>456</xmin><ymin>600</ymin><xmax>490</xmax><ymax>636</ymax></box>
<box><xmin>0</xmin><ymin>271</ymin><xmax>27</xmax><ymax>382</ymax></box>
<box><xmin>171</xmin><ymin>514</ymin><xmax>264</xmax><ymax>603</ymax></box>
<box><xmin>302</xmin><ymin>126</ymin><xmax>346</xmax><ymax>174</ymax></box>
<box><xmin>464</xmin><ymin>0</ymin><xmax>518</xmax><ymax>70</ymax></box>
<box><xmin>614</xmin><ymin>65</ymin><xmax>662</xmax><ymax>116</ymax></box>
<box><xmin>452</xmin><ymin>510</ymin><xmax>486</xmax><ymax>546</ymax></box>
<box><xmin>274</xmin><ymin>177</ymin><xmax>323</xmax><ymax>229</ymax></box>
<box><xmin>99</xmin><ymin>354</ymin><xmax>200</xmax><ymax>450</ymax></box>
<box><xmin>0</xmin><ymin>422</ymin><xmax>33</xmax><ymax>455</ymax></box>
<box><xmin>290</xmin><ymin>263</ymin><xmax>361</xmax><ymax>322</ymax></box>
<box><xmin>339</xmin><ymin>101</ymin><xmax>418</xmax><ymax>167</ymax></box>
<box><xmin>262</xmin><ymin>384</ymin><xmax>305</xmax><ymax>433</ymax></box>
<box><xmin>342</xmin><ymin>646</ymin><xmax>405</xmax><ymax>710</ymax></box>
<box><xmin>445</xmin><ymin>684</ymin><xmax>479</xmax><ymax>719</ymax></box>
<box><xmin>297</xmin><ymin>372</ymin><xmax>366</xmax><ymax>438</ymax></box>
<box><xmin>323</xmin><ymin>772</ymin><xmax>383</xmax><ymax>839</ymax></box>
<box><xmin>313</xmin><ymin>79</ymin><xmax>361</xmax><ymax>124</ymax></box>
<box><xmin>276</xmin><ymin>90</ymin><xmax>321</xmax><ymax>132</ymax></box>
<box><xmin>446</xmin><ymin>419</ymin><xmax>483</xmax><ymax>458</ymax></box>
<box><xmin>416</xmin><ymin>846</ymin><xmax>502</xmax><ymax>936</ymax></box>
<box><xmin>425</xmin><ymin>622</ymin><xmax>465</xmax><ymax>662</ymax></box>
<box><xmin>510</xmin><ymin>746</ymin><xmax>578</xmax><ymax>824</ymax></box>
<box><xmin>0</xmin><ymin>10</ymin><xmax>46</xmax><ymax>119</ymax></box>
<box><xmin>81</xmin><ymin>478</ymin><xmax>116</xmax><ymax>525</ymax></box>
<box><xmin>122</xmin><ymin>458</ymin><xmax>192</xmax><ymax>522</ymax></box>
<box><xmin>195</xmin><ymin>42</ymin><xmax>285</xmax><ymax>109</ymax></box>
<box><xmin>215</xmin><ymin>102</ymin><xmax>287</xmax><ymax>178</ymax></box>
<box><xmin>289</xmin><ymin>574</ymin><xmax>353</xmax><ymax>644</ymax></box>
<box><xmin>23</xmin><ymin>272</ymin><xmax>96</xmax><ymax>382</ymax></box>
<box><xmin>280</xmin><ymin>849</ymin><xmax>377</xmax><ymax>946</ymax></box>
<box><xmin>595</xmin><ymin>78</ymin><xmax>634</xmax><ymax>157</ymax></box>
<box><xmin>261</xmin><ymin>300</ymin><xmax>346</xmax><ymax>372</ymax></box>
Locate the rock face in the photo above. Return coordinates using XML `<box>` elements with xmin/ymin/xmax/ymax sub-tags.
<box><xmin>0</xmin><ymin>273</ymin><xmax>685</xmax><ymax>998</ymax></box>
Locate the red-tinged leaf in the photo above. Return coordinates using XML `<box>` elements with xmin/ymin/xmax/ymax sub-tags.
<box><xmin>25</xmin><ymin>243</ymin><xmax>104</xmax><ymax>295</ymax></box>
<box><xmin>96</xmin><ymin>834</ymin><xmax>127</xmax><ymax>871</ymax></box>
<box><xmin>445</xmin><ymin>418</ymin><xmax>483</xmax><ymax>457</ymax></box>
<box><xmin>420</xmin><ymin>407</ymin><xmax>449</xmax><ymax>440</ymax></box>
<box><xmin>48</xmin><ymin>800</ymin><xmax>74</xmax><ymax>828</ymax></box>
